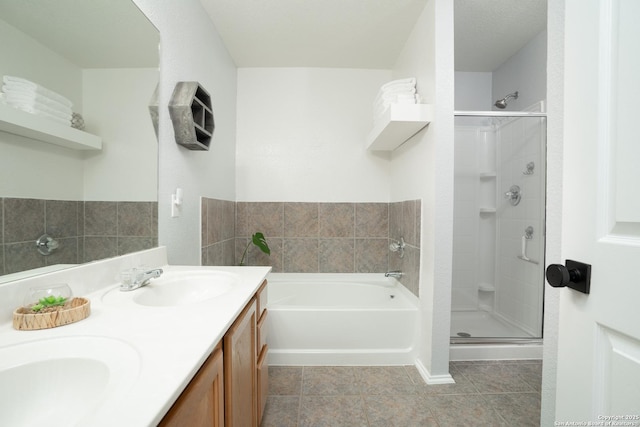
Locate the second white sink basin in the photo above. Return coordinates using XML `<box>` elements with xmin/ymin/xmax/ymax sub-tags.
<box><xmin>0</xmin><ymin>336</ymin><xmax>140</xmax><ymax>427</ymax></box>
<box><xmin>102</xmin><ymin>270</ymin><xmax>238</xmax><ymax>307</ymax></box>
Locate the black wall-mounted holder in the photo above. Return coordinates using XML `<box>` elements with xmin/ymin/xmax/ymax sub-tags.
<box><xmin>545</xmin><ymin>259</ymin><xmax>592</xmax><ymax>294</ymax></box>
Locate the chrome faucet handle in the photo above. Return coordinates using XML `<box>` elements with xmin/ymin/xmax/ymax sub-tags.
<box><xmin>389</xmin><ymin>237</ymin><xmax>406</xmax><ymax>258</ymax></box>
<box><xmin>120</xmin><ymin>267</ymin><xmax>163</xmax><ymax>291</ymax></box>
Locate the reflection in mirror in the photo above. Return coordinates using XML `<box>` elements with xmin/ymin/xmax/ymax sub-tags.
<box><xmin>0</xmin><ymin>0</ymin><xmax>160</xmax><ymax>282</ymax></box>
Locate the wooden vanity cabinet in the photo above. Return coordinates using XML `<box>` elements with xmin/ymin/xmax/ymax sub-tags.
<box><xmin>224</xmin><ymin>297</ymin><xmax>257</xmax><ymax>427</ymax></box>
<box><xmin>159</xmin><ymin>342</ymin><xmax>224</xmax><ymax>427</ymax></box>
<box><xmin>160</xmin><ymin>279</ymin><xmax>268</xmax><ymax>427</ymax></box>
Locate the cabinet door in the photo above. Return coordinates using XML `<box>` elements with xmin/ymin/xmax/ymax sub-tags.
<box><xmin>160</xmin><ymin>343</ymin><xmax>224</xmax><ymax>427</ymax></box>
<box><xmin>224</xmin><ymin>298</ymin><xmax>257</xmax><ymax>427</ymax></box>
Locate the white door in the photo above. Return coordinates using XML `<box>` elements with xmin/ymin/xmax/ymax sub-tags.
<box><xmin>555</xmin><ymin>0</ymin><xmax>640</xmax><ymax>421</ymax></box>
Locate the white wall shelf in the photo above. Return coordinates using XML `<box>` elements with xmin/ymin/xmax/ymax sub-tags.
<box><xmin>479</xmin><ymin>172</ymin><xmax>497</xmax><ymax>178</ymax></box>
<box><xmin>0</xmin><ymin>103</ymin><xmax>101</xmax><ymax>150</ymax></box>
<box><xmin>366</xmin><ymin>103</ymin><xmax>433</xmax><ymax>151</ymax></box>
<box><xmin>478</xmin><ymin>283</ymin><xmax>496</xmax><ymax>292</ymax></box>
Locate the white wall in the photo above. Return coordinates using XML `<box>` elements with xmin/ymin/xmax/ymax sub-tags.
<box><xmin>82</xmin><ymin>68</ymin><xmax>158</xmax><ymax>201</ymax></box>
<box><xmin>134</xmin><ymin>0</ymin><xmax>238</xmax><ymax>266</ymax></box>
<box><xmin>492</xmin><ymin>30</ymin><xmax>547</xmax><ymax>111</ymax></box>
<box><xmin>455</xmin><ymin>72</ymin><xmax>492</xmax><ymax>110</ymax></box>
<box><xmin>236</xmin><ymin>68</ymin><xmax>392</xmax><ymax>202</ymax></box>
<box><xmin>391</xmin><ymin>0</ymin><xmax>454</xmax><ymax>381</ymax></box>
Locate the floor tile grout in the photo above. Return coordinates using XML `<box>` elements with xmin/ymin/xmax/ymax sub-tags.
<box><xmin>262</xmin><ymin>361</ymin><xmax>542</xmax><ymax>427</ymax></box>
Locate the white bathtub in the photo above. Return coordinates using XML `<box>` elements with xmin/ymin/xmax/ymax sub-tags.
<box><xmin>266</xmin><ymin>273</ymin><xmax>419</xmax><ymax>366</ymax></box>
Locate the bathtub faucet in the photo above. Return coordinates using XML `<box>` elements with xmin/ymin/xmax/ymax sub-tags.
<box><xmin>385</xmin><ymin>270</ymin><xmax>404</xmax><ymax>279</ymax></box>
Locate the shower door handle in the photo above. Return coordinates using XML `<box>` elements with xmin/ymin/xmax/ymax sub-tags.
<box><xmin>545</xmin><ymin>260</ymin><xmax>591</xmax><ymax>294</ymax></box>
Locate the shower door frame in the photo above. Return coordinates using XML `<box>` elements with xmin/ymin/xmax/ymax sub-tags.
<box><xmin>451</xmin><ymin>110</ymin><xmax>547</xmax><ymax>344</ymax></box>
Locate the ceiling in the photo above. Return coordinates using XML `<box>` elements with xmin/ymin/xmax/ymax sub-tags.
<box><xmin>454</xmin><ymin>0</ymin><xmax>547</xmax><ymax>71</ymax></box>
<box><xmin>200</xmin><ymin>0</ymin><xmax>547</xmax><ymax>71</ymax></box>
<box><xmin>0</xmin><ymin>0</ymin><xmax>159</xmax><ymax>68</ymax></box>
<box><xmin>1</xmin><ymin>0</ymin><xmax>546</xmax><ymax>71</ymax></box>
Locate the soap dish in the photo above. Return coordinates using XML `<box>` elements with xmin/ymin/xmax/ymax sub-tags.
<box><xmin>13</xmin><ymin>297</ymin><xmax>91</xmax><ymax>331</ymax></box>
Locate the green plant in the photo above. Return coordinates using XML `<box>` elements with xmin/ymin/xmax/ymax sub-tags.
<box><xmin>239</xmin><ymin>232</ymin><xmax>271</xmax><ymax>266</ymax></box>
<box><xmin>31</xmin><ymin>295</ymin><xmax>68</xmax><ymax>312</ymax></box>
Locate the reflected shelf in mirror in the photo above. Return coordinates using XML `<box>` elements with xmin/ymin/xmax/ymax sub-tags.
<box><xmin>0</xmin><ymin>0</ymin><xmax>160</xmax><ymax>281</ymax></box>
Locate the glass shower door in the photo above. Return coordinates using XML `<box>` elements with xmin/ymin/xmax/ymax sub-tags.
<box><xmin>451</xmin><ymin>112</ymin><xmax>546</xmax><ymax>341</ymax></box>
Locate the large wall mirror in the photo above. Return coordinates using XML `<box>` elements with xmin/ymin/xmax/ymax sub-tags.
<box><xmin>0</xmin><ymin>0</ymin><xmax>160</xmax><ymax>282</ymax></box>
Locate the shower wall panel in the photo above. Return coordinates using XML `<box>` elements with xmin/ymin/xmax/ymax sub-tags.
<box><xmin>452</xmin><ymin>121</ymin><xmax>496</xmax><ymax>311</ymax></box>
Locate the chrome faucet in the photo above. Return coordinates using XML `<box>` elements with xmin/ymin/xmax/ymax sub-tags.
<box><xmin>120</xmin><ymin>267</ymin><xmax>163</xmax><ymax>291</ymax></box>
<box><xmin>385</xmin><ymin>270</ymin><xmax>403</xmax><ymax>279</ymax></box>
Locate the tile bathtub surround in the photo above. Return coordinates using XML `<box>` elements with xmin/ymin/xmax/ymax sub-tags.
<box><xmin>261</xmin><ymin>360</ymin><xmax>542</xmax><ymax>427</ymax></box>
<box><xmin>201</xmin><ymin>197</ymin><xmax>236</xmax><ymax>266</ymax></box>
<box><xmin>0</xmin><ymin>198</ymin><xmax>158</xmax><ymax>274</ymax></box>
<box><xmin>236</xmin><ymin>201</ymin><xmax>401</xmax><ymax>275</ymax></box>
<box><xmin>389</xmin><ymin>200</ymin><xmax>421</xmax><ymax>296</ymax></box>
<box><xmin>201</xmin><ymin>199</ymin><xmax>421</xmax><ymax>294</ymax></box>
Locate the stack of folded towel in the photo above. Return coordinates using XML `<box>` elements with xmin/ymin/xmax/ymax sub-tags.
<box><xmin>373</xmin><ymin>77</ymin><xmax>420</xmax><ymax>124</ymax></box>
<box><xmin>1</xmin><ymin>75</ymin><xmax>73</xmax><ymax>127</ymax></box>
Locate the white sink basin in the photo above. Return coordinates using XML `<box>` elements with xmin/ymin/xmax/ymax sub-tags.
<box><xmin>102</xmin><ymin>270</ymin><xmax>238</xmax><ymax>307</ymax></box>
<box><xmin>0</xmin><ymin>336</ymin><xmax>140</xmax><ymax>427</ymax></box>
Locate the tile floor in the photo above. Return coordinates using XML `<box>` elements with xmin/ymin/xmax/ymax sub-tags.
<box><xmin>261</xmin><ymin>360</ymin><xmax>542</xmax><ymax>427</ymax></box>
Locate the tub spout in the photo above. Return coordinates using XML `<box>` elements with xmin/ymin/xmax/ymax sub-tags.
<box><xmin>385</xmin><ymin>270</ymin><xmax>403</xmax><ymax>279</ymax></box>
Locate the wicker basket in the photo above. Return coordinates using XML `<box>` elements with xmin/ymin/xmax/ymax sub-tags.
<box><xmin>13</xmin><ymin>297</ymin><xmax>91</xmax><ymax>330</ymax></box>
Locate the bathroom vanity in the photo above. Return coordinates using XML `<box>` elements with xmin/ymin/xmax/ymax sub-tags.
<box><xmin>160</xmin><ymin>280</ymin><xmax>268</xmax><ymax>427</ymax></box>
<box><xmin>0</xmin><ymin>248</ymin><xmax>271</xmax><ymax>427</ymax></box>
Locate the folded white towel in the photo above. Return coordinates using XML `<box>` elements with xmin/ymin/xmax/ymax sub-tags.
<box><xmin>2</xmin><ymin>75</ymin><xmax>73</xmax><ymax>108</ymax></box>
<box><xmin>4</xmin><ymin>96</ymin><xmax>72</xmax><ymax>121</ymax></box>
<box><xmin>381</xmin><ymin>77</ymin><xmax>416</xmax><ymax>91</ymax></box>
<box><xmin>374</xmin><ymin>88</ymin><xmax>416</xmax><ymax>108</ymax></box>
<box><xmin>3</xmin><ymin>89</ymin><xmax>73</xmax><ymax>117</ymax></box>
<box><xmin>7</xmin><ymin>103</ymin><xmax>71</xmax><ymax>126</ymax></box>
<box><xmin>374</xmin><ymin>90</ymin><xmax>417</xmax><ymax>112</ymax></box>
<box><xmin>378</xmin><ymin>83</ymin><xmax>416</xmax><ymax>94</ymax></box>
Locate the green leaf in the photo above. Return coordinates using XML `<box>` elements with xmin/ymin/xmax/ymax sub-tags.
<box><xmin>251</xmin><ymin>232</ymin><xmax>271</xmax><ymax>255</ymax></box>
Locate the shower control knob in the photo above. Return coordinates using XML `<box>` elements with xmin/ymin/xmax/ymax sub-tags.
<box><xmin>545</xmin><ymin>260</ymin><xmax>592</xmax><ymax>294</ymax></box>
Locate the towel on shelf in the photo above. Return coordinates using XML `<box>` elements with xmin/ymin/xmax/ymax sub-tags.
<box><xmin>4</xmin><ymin>95</ymin><xmax>72</xmax><ymax>121</ymax></box>
<box><xmin>2</xmin><ymin>75</ymin><xmax>73</xmax><ymax>108</ymax></box>
<box><xmin>373</xmin><ymin>77</ymin><xmax>420</xmax><ymax>124</ymax></box>
<box><xmin>380</xmin><ymin>77</ymin><xmax>416</xmax><ymax>91</ymax></box>
<box><xmin>3</xmin><ymin>89</ymin><xmax>73</xmax><ymax>117</ymax></box>
<box><xmin>8</xmin><ymin>103</ymin><xmax>71</xmax><ymax>126</ymax></box>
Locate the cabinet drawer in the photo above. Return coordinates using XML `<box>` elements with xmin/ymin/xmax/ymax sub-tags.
<box><xmin>256</xmin><ymin>280</ymin><xmax>268</xmax><ymax>318</ymax></box>
<box><xmin>257</xmin><ymin>308</ymin><xmax>268</xmax><ymax>354</ymax></box>
<box><xmin>257</xmin><ymin>345</ymin><xmax>269</xmax><ymax>424</ymax></box>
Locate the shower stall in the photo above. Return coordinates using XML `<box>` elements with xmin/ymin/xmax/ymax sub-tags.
<box><xmin>451</xmin><ymin>105</ymin><xmax>546</xmax><ymax>356</ymax></box>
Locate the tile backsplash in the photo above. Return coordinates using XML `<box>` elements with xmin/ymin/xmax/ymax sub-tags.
<box><xmin>202</xmin><ymin>198</ymin><xmax>421</xmax><ymax>297</ymax></box>
<box><xmin>0</xmin><ymin>198</ymin><xmax>157</xmax><ymax>276</ymax></box>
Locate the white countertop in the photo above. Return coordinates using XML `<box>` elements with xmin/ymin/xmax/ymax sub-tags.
<box><xmin>0</xmin><ymin>264</ymin><xmax>271</xmax><ymax>427</ymax></box>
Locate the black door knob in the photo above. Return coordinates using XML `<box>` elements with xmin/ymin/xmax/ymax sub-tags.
<box><xmin>545</xmin><ymin>260</ymin><xmax>591</xmax><ymax>294</ymax></box>
<box><xmin>545</xmin><ymin>264</ymin><xmax>582</xmax><ymax>287</ymax></box>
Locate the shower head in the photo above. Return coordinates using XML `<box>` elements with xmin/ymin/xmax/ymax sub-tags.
<box><xmin>494</xmin><ymin>91</ymin><xmax>519</xmax><ymax>109</ymax></box>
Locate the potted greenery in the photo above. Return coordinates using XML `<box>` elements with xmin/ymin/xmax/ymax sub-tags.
<box><xmin>239</xmin><ymin>232</ymin><xmax>271</xmax><ymax>266</ymax></box>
